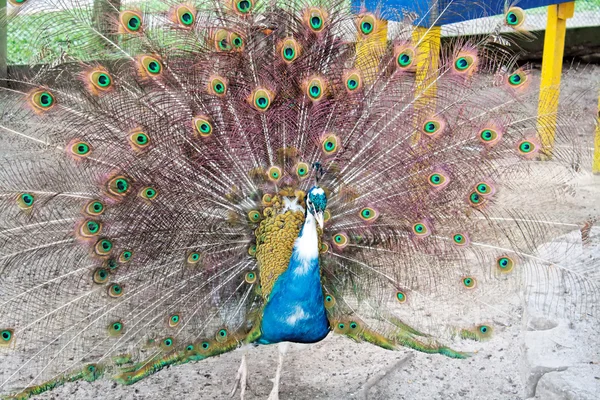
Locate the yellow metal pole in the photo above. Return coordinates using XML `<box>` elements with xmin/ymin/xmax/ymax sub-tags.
<box><xmin>355</xmin><ymin>20</ymin><xmax>388</xmax><ymax>84</ymax></box>
<box><xmin>537</xmin><ymin>2</ymin><xmax>574</xmax><ymax>159</ymax></box>
<box><xmin>593</xmin><ymin>91</ymin><xmax>600</xmax><ymax>174</ymax></box>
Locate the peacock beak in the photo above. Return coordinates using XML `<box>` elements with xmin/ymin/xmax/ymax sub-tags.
<box><xmin>315</xmin><ymin>211</ymin><xmax>324</xmax><ymax>230</ymax></box>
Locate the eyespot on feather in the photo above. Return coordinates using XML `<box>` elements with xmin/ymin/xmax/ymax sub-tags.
<box><xmin>324</xmin><ymin>294</ymin><xmax>336</xmax><ymax>309</ymax></box>
<box><xmin>119</xmin><ymin>11</ymin><xmax>143</xmax><ymax>34</ymax></box>
<box><xmin>343</xmin><ymin>70</ymin><xmax>363</xmax><ymax>93</ymax></box>
<box><xmin>332</xmin><ymin>232</ymin><xmax>348</xmax><ymax>249</ymax></box>
<box><xmin>16</xmin><ymin>193</ymin><xmax>35</xmax><ymax>210</ymax></box>
<box><xmin>79</xmin><ymin>219</ymin><xmax>102</xmax><ymax>238</ymax></box>
<box><xmin>505</xmin><ymin>7</ymin><xmax>525</xmax><ymax>28</ymax></box>
<box><xmin>279</xmin><ymin>38</ymin><xmax>301</xmax><ymax>63</ymax></box>
<box><xmin>496</xmin><ymin>256</ymin><xmax>515</xmax><ymax>273</ymax></box>
<box><xmin>304</xmin><ymin>7</ymin><xmax>327</xmax><ymax>32</ymax></box>
<box><xmin>213</xmin><ymin>29</ymin><xmax>231</xmax><ymax>52</ymax></box>
<box><xmin>321</xmin><ymin>134</ymin><xmax>340</xmax><ymax>156</ymax></box>
<box><xmin>357</xmin><ymin>14</ymin><xmax>379</xmax><ymax>36</ymax></box>
<box><xmin>85</xmin><ymin>200</ymin><xmax>105</xmax><ymax>216</ymax></box>
<box><xmin>106</xmin><ymin>175</ymin><xmax>132</xmax><ymax>198</ymax></box>
<box><xmin>517</xmin><ymin>138</ymin><xmax>540</xmax><ymax>159</ymax></box>
<box><xmin>412</xmin><ymin>221</ymin><xmax>431</xmax><ymax>238</ymax></box>
<box><xmin>250</xmin><ymin>88</ymin><xmax>274</xmax><ymax>111</ymax></box>
<box><xmin>169</xmin><ymin>4</ymin><xmax>196</xmax><ymax>28</ymax></box>
<box><xmin>28</xmin><ymin>89</ymin><xmax>55</xmax><ymax>112</ymax></box>
<box><xmin>193</xmin><ymin>116</ymin><xmax>213</xmax><ymax>137</ymax></box>
<box><xmin>208</xmin><ymin>75</ymin><xmax>228</xmax><ymax>97</ymax></box>
<box><xmin>108</xmin><ymin>282</ymin><xmax>124</xmax><ymax>297</ymax></box>
<box><xmin>451</xmin><ymin>233</ymin><xmax>470</xmax><ymax>246</ymax></box>
<box><xmin>69</xmin><ymin>140</ymin><xmax>92</xmax><ymax>159</ymax></box>
<box><xmin>359</xmin><ymin>207</ymin><xmax>378</xmax><ymax>222</ymax></box>
<box><xmin>305</xmin><ymin>76</ymin><xmax>326</xmax><ymax>101</ymax></box>
<box><xmin>394</xmin><ymin>44</ymin><xmax>416</xmax><ymax>71</ymax></box>
<box><xmin>231</xmin><ymin>0</ymin><xmax>253</xmax><ymax>15</ymax></box>
<box><xmin>137</xmin><ymin>55</ymin><xmax>163</xmax><ymax>78</ymax></box>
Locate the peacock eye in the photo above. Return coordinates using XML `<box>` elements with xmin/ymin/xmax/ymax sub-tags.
<box><xmin>214</xmin><ymin>29</ymin><xmax>231</xmax><ymax>52</ymax></box>
<box><xmin>306</xmin><ymin>77</ymin><xmax>325</xmax><ymax>101</ymax></box>
<box><xmin>505</xmin><ymin>7</ymin><xmax>525</xmax><ymax>28</ymax></box>
<box><xmin>252</xmin><ymin>88</ymin><xmax>273</xmax><ymax>111</ymax></box>
<box><xmin>216</xmin><ymin>329</ymin><xmax>228</xmax><ymax>343</ymax></box>
<box><xmin>332</xmin><ymin>233</ymin><xmax>348</xmax><ymax>248</ymax></box>
<box><xmin>120</xmin><ymin>11</ymin><xmax>142</xmax><ymax>33</ymax></box>
<box><xmin>462</xmin><ymin>277</ymin><xmax>477</xmax><ymax>289</ymax></box>
<box><xmin>307</xmin><ymin>8</ymin><xmax>325</xmax><ymax>32</ymax></box>
<box><xmin>508</xmin><ymin>71</ymin><xmax>527</xmax><ymax>87</ymax></box>
<box><xmin>95</xmin><ymin>238</ymin><xmax>113</xmax><ymax>256</ymax></box>
<box><xmin>321</xmin><ymin>134</ymin><xmax>339</xmax><ymax>155</ymax></box>
<box><xmin>80</xmin><ymin>219</ymin><xmax>102</xmax><ymax>237</ymax></box>
<box><xmin>452</xmin><ymin>233</ymin><xmax>469</xmax><ymax>246</ymax></box>
<box><xmin>281</xmin><ymin>38</ymin><xmax>300</xmax><ymax>62</ymax></box>
<box><xmin>496</xmin><ymin>256</ymin><xmax>515</xmax><ymax>273</ymax></box>
<box><xmin>139</xmin><ymin>56</ymin><xmax>162</xmax><ymax>76</ymax></box>
<box><xmin>247</xmin><ymin>244</ymin><xmax>257</xmax><ymax>256</ymax></box>
<box><xmin>193</xmin><ymin>116</ymin><xmax>213</xmax><ymax>137</ymax></box>
<box><xmin>90</xmin><ymin>71</ymin><xmax>112</xmax><ymax>90</ymax></box>
<box><xmin>30</xmin><ymin>89</ymin><xmax>55</xmax><ymax>111</ymax></box>
<box><xmin>479</xmin><ymin>128</ymin><xmax>499</xmax><ymax>144</ymax></box>
<box><xmin>296</xmin><ymin>162</ymin><xmax>310</xmax><ymax>179</ymax></box>
<box><xmin>518</xmin><ymin>140</ymin><xmax>534</xmax><ymax>154</ymax></box>
<box><xmin>358</xmin><ymin>14</ymin><xmax>376</xmax><ymax>35</ymax></box>
<box><xmin>108</xmin><ymin>321</ymin><xmax>124</xmax><ymax>336</ymax></box>
<box><xmin>349</xmin><ymin>321</ymin><xmax>358</xmax><ymax>330</ymax></box>
<box><xmin>345</xmin><ymin>71</ymin><xmax>362</xmax><ymax>91</ymax></box>
<box><xmin>247</xmin><ymin>210</ymin><xmax>261</xmax><ymax>223</ymax></box>
<box><xmin>71</xmin><ymin>141</ymin><xmax>92</xmax><ymax>157</ymax></box>
<box><xmin>201</xmin><ymin>341</ymin><xmax>210</xmax><ymax>350</ymax></box>
<box><xmin>454</xmin><ymin>55</ymin><xmax>475</xmax><ymax>73</ymax></box>
<box><xmin>475</xmin><ymin>182</ymin><xmax>493</xmax><ymax>196</ymax></box>
<box><xmin>235</xmin><ymin>0</ymin><xmax>253</xmax><ymax>14</ymax></box>
<box><xmin>107</xmin><ymin>176</ymin><xmax>131</xmax><ymax>197</ymax></box>
<box><xmin>187</xmin><ymin>251</ymin><xmax>201</xmax><ymax>265</ymax></box>
<box><xmin>412</xmin><ymin>222</ymin><xmax>430</xmax><ymax>237</ymax></box>
<box><xmin>17</xmin><ymin>193</ymin><xmax>35</xmax><ymax>210</ymax></box>
<box><xmin>423</xmin><ymin>120</ymin><xmax>441</xmax><ymax>135</ymax></box>
<box><xmin>245</xmin><ymin>271</ymin><xmax>257</xmax><ymax>283</ymax></box>
<box><xmin>359</xmin><ymin>207</ymin><xmax>378</xmax><ymax>222</ymax></box>
<box><xmin>468</xmin><ymin>191</ymin><xmax>486</xmax><ymax>207</ymax></box>
<box><xmin>140</xmin><ymin>186</ymin><xmax>158</xmax><ymax>201</ymax></box>
<box><xmin>169</xmin><ymin>314</ymin><xmax>181</xmax><ymax>327</ymax></box>
<box><xmin>119</xmin><ymin>250</ymin><xmax>133</xmax><ymax>263</ymax></box>
<box><xmin>230</xmin><ymin>32</ymin><xmax>244</xmax><ymax>50</ymax></box>
<box><xmin>175</xmin><ymin>5</ymin><xmax>195</xmax><ymax>27</ymax></box>
<box><xmin>428</xmin><ymin>173</ymin><xmax>446</xmax><ymax>187</ymax></box>
<box><xmin>478</xmin><ymin>325</ymin><xmax>492</xmax><ymax>337</ymax></box>
<box><xmin>267</xmin><ymin>166</ymin><xmax>282</xmax><ymax>181</ymax></box>
<box><xmin>396</xmin><ymin>291</ymin><xmax>407</xmax><ymax>303</ymax></box>
<box><xmin>161</xmin><ymin>337</ymin><xmax>175</xmax><ymax>350</ymax></box>
<box><xmin>397</xmin><ymin>50</ymin><xmax>414</xmax><ymax>68</ymax></box>
<box><xmin>108</xmin><ymin>283</ymin><xmax>124</xmax><ymax>297</ymax></box>
<box><xmin>324</xmin><ymin>294</ymin><xmax>336</xmax><ymax>308</ymax></box>
<box><xmin>186</xmin><ymin>344</ymin><xmax>194</xmax><ymax>351</ymax></box>
<box><xmin>209</xmin><ymin>76</ymin><xmax>227</xmax><ymax>97</ymax></box>
<box><xmin>86</xmin><ymin>200</ymin><xmax>104</xmax><ymax>216</ymax></box>
<box><xmin>0</xmin><ymin>329</ymin><xmax>13</xmax><ymax>346</ymax></box>
<box><xmin>93</xmin><ymin>268</ymin><xmax>109</xmax><ymax>284</ymax></box>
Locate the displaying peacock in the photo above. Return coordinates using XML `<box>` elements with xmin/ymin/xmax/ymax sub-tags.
<box><xmin>0</xmin><ymin>0</ymin><xmax>598</xmax><ymax>398</ymax></box>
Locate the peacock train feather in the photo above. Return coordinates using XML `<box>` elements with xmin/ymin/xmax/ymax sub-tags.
<box><xmin>0</xmin><ymin>0</ymin><xmax>597</xmax><ymax>398</ymax></box>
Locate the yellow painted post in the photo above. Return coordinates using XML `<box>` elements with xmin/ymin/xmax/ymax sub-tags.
<box><xmin>593</xmin><ymin>91</ymin><xmax>600</xmax><ymax>174</ymax></box>
<box><xmin>355</xmin><ymin>20</ymin><xmax>388</xmax><ymax>84</ymax></box>
<box><xmin>537</xmin><ymin>2</ymin><xmax>574</xmax><ymax>159</ymax></box>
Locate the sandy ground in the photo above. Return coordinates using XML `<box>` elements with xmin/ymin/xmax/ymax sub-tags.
<box><xmin>4</xmin><ymin>66</ymin><xmax>600</xmax><ymax>400</ymax></box>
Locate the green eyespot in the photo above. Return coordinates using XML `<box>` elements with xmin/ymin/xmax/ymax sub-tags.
<box><xmin>518</xmin><ymin>140</ymin><xmax>535</xmax><ymax>154</ymax></box>
<box><xmin>17</xmin><ymin>193</ymin><xmax>34</xmax><ymax>210</ymax></box>
<box><xmin>90</xmin><ymin>71</ymin><xmax>112</xmax><ymax>90</ymax></box>
<box><xmin>412</xmin><ymin>223</ymin><xmax>428</xmax><ymax>236</ymax></box>
<box><xmin>108</xmin><ymin>321</ymin><xmax>124</xmax><ymax>336</ymax></box>
<box><xmin>358</xmin><ymin>14</ymin><xmax>376</xmax><ymax>35</ymax></box>
<box><xmin>332</xmin><ymin>233</ymin><xmax>348</xmax><ymax>248</ymax></box>
<box><xmin>452</xmin><ymin>233</ymin><xmax>469</xmax><ymax>246</ymax></box>
<box><xmin>281</xmin><ymin>38</ymin><xmax>299</xmax><ymax>62</ymax></box>
<box><xmin>119</xmin><ymin>10</ymin><xmax>142</xmax><ymax>33</ymax></box>
<box><xmin>505</xmin><ymin>7</ymin><xmax>525</xmax><ymax>28</ymax></box>
<box><xmin>454</xmin><ymin>55</ymin><xmax>475</xmax><ymax>72</ymax></box>
<box><xmin>268</xmin><ymin>166</ymin><xmax>282</xmax><ymax>181</ymax></box>
<box><xmin>307</xmin><ymin>78</ymin><xmax>325</xmax><ymax>101</ymax></box>
<box><xmin>214</xmin><ymin>29</ymin><xmax>231</xmax><ymax>52</ymax></box>
<box><xmin>187</xmin><ymin>251</ymin><xmax>201</xmax><ymax>265</ymax></box>
<box><xmin>30</xmin><ymin>89</ymin><xmax>55</xmax><ymax>111</ymax></box>
<box><xmin>296</xmin><ymin>162</ymin><xmax>309</xmax><ymax>179</ymax></box>
<box><xmin>322</xmin><ymin>134</ymin><xmax>339</xmax><ymax>155</ymax></box>
<box><xmin>248</xmin><ymin>210</ymin><xmax>261</xmax><ymax>223</ymax></box>
<box><xmin>508</xmin><ymin>71</ymin><xmax>527</xmax><ymax>87</ymax></box>
<box><xmin>107</xmin><ymin>176</ymin><xmax>131</xmax><ymax>197</ymax></box>
<box><xmin>71</xmin><ymin>141</ymin><xmax>91</xmax><ymax>157</ymax></box>
<box><xmin>139</xmin><ymin>55</ymin><xmax>162</xmax><ymax>76</ymax></box>
<box><xmin>468</xmin><ymin>191</ymin><xmax>486</xmax><ymax>207</ymax></box>
<box><xmin>216</xmin><ymin>329</ymin><xmax>228</xmax><ymax>343</ymax></box>
<box><xmin>119</xmin><ymin>250</ymin><xmax>133</xmax><ymax>263</ymax></box>
<box><xmin>86</xmin><ymin>200</ymin><xmax>104</xmax><ymax>216</ymax></box>
<box><xmin>175</xmin><ymin>5</ymin><xmax>195</xmax><ymax>27</ymax></box>
<box><xmin>235</xmin><ymin>0</ymin><xmax>252</xmax><ymax>14</ymax></box>
<box><xmin>479</xmin><ymin>128</ymin><xmax>499</xmax><ymax>144</ymax></box>
<box><xmin>359</xmin><ymin>207</ymin><xmax>377</xmax><ymax>221</ymax></box>
<box><xmin>140</xmin><ymin>186</ymin><xmax>158</xmax><ymax>201</ymax></box>
<box><xmin>129</xmin><ymin>131</ymin><xmax>150</xmax><ymax>150</ymax></box>
<box><xmin>307</xmin><ymin>8</ymin><xmax>325</xmax><ymax>32</ymax></box>
<box><xmin>496</xmin><ymin>256</ymin><xmax>515</xmax><ymax>273</ymax></box>
<box><xmin>93</xmin><ymin>268</ymin><xmax>109</xmax><ymax>284</ymax></box>
<box><xmin>252</xmin><ymin>89</ymin><xmax>272</xmax><ymax>111</ymax></box>
<box><xmin>108</xmin><ymin>283</ymin><xmax>124</xmax><ymax>297</ymax></box>
<box><xmin>193</xmin><ymin>116</ymin><xmax>213</xmax><ymax>137</ymax></box>
<box><xmin>324</xmin><ymin>294</ymin><xmax>336</xmax><ymax>309</ymax></box>
<box><xmin>248</xmin><ymin>244</ymin><xmax>257</xmax><ymax>257</ymax></box>
<box><xmin>475</xmin><ymin>182</ymin><xmax>492</xmax><ymax>195</ymax></box>
<box><xmin>169</xmin><ymin>314</ymin><xmax>181</xmax><ymax>327</ymax></box>
<box><xmin>396</xmin><ymin>291</ymin><xmax>407</xmax><ymax>303</ymax></box>
<box><xmin>428</xmin><ymin>173</ymin><xmax>446</xmax><ymax>187</ymax></box>
<box><xmin>245</xmin><ymin>271</ymin><xmax>257</xmax><ymax>283</ymax></box>
<box><xmin>397</xmin><ymin>51</ymin><xmax>413</xmax><ymax>68</ymax></box>
<box><xmin>209</xmin><ymin>76</ymin><xmax>227</xmax><ymax>96</ymax></box>
<box><xmin>0</xmin><ymin>329</ymin><xmax>14</xmax><ymax>346</ymax></box>
<box><xmin>423</xmin><ymin>120</ymin><xmax>442</xmax><ymax>136</ymax></box>
<box><xmin>95</xmin><ymin>238</ymin><xmax>113</xmax><ymax>256</ymax></box>
<box><xmin>462</xmin><ymin>277</ymin><xmax>476</xmax><ymax>289</ymax></box>
<box><xmin>80</xmin><ymin>219</ymin><xmax>102</xmax><ymax>237</ymax></box>
<box><xmin>345</xmin><ymin>71</ymin><xmax>362</xmax><ymax>92</ymax></box>
<box><xmin>161</xmin><ymin>337</ymin><xmax>175</xmax><ymax>350</ymax></box>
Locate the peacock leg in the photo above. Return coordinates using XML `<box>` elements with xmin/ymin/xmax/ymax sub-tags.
<box><xmin>229</xmin><ymin>351</ymin><xmax>248</xmax><ymax>400</ymax></box>
<box><xmin>267</xmin><ymin>342</ymin><xmax>289</xmax><ymax>400</ymax></box>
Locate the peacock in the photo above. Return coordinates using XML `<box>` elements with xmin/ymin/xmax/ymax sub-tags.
<box><xmin>0</xmin><ymin>0</ymin><xmax>598</xmax><ymax>398</ymax></box>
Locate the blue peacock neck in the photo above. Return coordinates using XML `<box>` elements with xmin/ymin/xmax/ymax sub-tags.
<box><xmin>258</xmin><ymin>209</ymin><xmax>330</xmax><ymax>344</ymax></box>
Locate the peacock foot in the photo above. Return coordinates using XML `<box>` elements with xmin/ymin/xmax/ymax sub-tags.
<box><xmin>230</xmin><ymin>352</ymin><xmax>248</xmax><ymax>400</ymax></box>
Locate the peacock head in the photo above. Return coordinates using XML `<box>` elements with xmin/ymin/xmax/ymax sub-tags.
<box><xmin>306</xmin><ymin>186</ymin><xmax>327</xmax><ymax>229</ymax></box>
